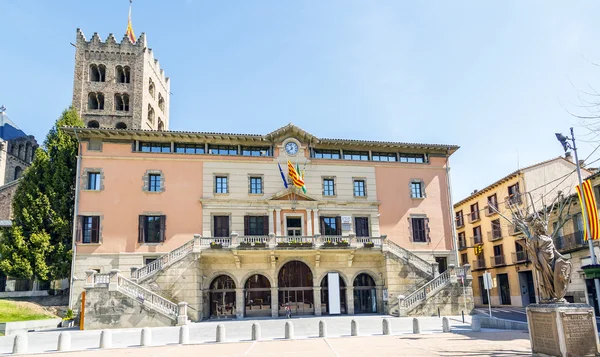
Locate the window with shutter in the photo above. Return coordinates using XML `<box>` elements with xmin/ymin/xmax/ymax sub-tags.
<box><xmin>159</xmin><ymin>215</ymin><xmax>166</xmax><ymax>242</ymax></box>
<box><xmin>214</xmin><ymin>216</ymin><xmax>230</xmax><ymax>237</ymax></box>
<box><xmin>244</xmin><ymin>216</ymin><xmax>250</xmax><ymax>236</ymax></box>
<box><xmin>355</xmin><ymin>217</ymin><xmax>369</xmax><ymax>237</ymax></box>
<box><xmin>335</xmin><ymin>216</ymin><xmax>341</xmax><ymax>235</ymax></box>
<box><xmin>411</xmin><ymin>217</ymin><xmax>427</xmax><ymax>242</ymax></box>
<box><xmin>246</xmin><ymin>216</ymin><xmax>266</xmax><ymax>235</ymax></box>
<box><xmin>322</xmin><ymin>217</ymin><xmax>339</xmax><ymax>235</ymax></box>
<box><xmin>138</xmin><ymin>215</ymin><xmax>145</xmax><ymax>243</ymax></box>
<box><xmin>80</xmin><ymin>216</ymin><xmax>100</xmax><ymax>244</ymax></box>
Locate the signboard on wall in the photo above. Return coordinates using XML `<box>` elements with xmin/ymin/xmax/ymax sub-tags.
<box><xmin>328</xmin><ymin>272</ymin><xmax>341</xmax><ymax>314</ymax></box>
<box><xmin>341</xmin><ymin>216</ymin><xmax>352</xmax><ymax>224</ymax></box>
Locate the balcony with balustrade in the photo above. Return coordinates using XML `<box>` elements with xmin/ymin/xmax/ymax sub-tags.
<box><xmin>198</xmin><ymin>233</ymin><xmax>386</xmax><ymax>250</ymax></box>
<box><xmin>456</xmin><ymin>215</ymin><xmax>465</xmax><ymax>229</ymax></box>
<box><xmin>470</xmin><ymin>235</ymin><xmax>483</xmax><ymax>247</ymax></box>
<box><xmin>472</xmin><ymin>258</ymin><xmax>486</xmax><ymax>271</ymax></box>
<box><xmin>511</xmin><ymin>250</ymin><xmax>529</xmax><ymax>264</ymax></box>
<box><xmin>490</xmin><ymin>254</ymin><xmax>506</xmax><ymax>267</ymax></box>
<box><xmin>555</xmin><ymin>231</ymin><xmax>585</xmax><ymax>253</ymax></box>
<box><xmin>487</xmin><ymin>229</ymin><xmax>503</xmax><ymax>242</ymax></box>
<box><xmin>467</xmin><ymin>211</ymin><xmax>481</xmax><ymax>224</ymax></box>
<box><xmin>504</xmin><ymin>193</ymin><xmax>523</xmax><ymax>208</ymax></box>
<box><xmin>458</xmin><ymin>238</ymin><xmax>468</xmax><ymax>251</ymax></box>
<box><xmin>485</xmin><ymin>204</ymin><xmax>498</xmax><ymax>217</ymax></box>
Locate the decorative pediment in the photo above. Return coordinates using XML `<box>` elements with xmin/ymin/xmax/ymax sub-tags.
<box><xmin>269</xmin><ymin>187</ymin><xmax>318</xmax><ymax>201</ymax></box>
<box><xmin>264</xmin><ymin>123</ymin><xmax>319</xmax><ymax>144</ymax></box>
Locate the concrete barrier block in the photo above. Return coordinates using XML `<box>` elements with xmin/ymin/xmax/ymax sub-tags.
<box><xmin>216</xmin><ymin>324</ymin><xmax>226</xmax><ymax>343</ymax></box>
<box><xmin>251</xmin><ymin>322</ymin><xmax>261</xmax><ymax>341</ymax></box>
<box><xmin>471</xmin><ymin>316</ymin><xmax>481</xmax><ymax>332</ymax></box>
<box><xmin>382</xmin><ymin>318</ymin><xmax>392</xmax><ymax>335</ymax></box>
<box><xmin>13</xmin><ymin>334</ymin><xmax>27</xmax><ymax>354</ymax></box>
<box><xmin>141</xmin><ymin>327</ymin><xmax>152</xmax><ymax>346</ymax></box>
<box><xmin>57</xmin><ymin>332</ymin><xmax>71</xmax><ymax>351</ymax></box>
<box><xmin>413</xmin><ymin>318</ymin><xmax>420</xmax><ymax>334</ymax></box>
<box><xmin>442</xmin><ymin>317</ymin><xmax>450</xmax><ymax>333</ymax></box>
<box><xmin>351</xmin><ymin>319</ymin><xmax>359</xmax><ymax>336</ymax></box>
<box><xmin>100</xmin><ymin>330</ymin><xmax>112</xmax><ymax>348</ymax></box>
<box><xmin>285</xmin><ymin>321</ymin><xmax>294</xmax><ymax>339</ymax></box>
<box><xmin>179</xmin><ymin>325</ymin><xmax>190</xmax><ymax>344</ymax></box>
<box><xmin>319</xmin><ymin>320</ymin><xmax>327</xmax><ymax>337</ymax></box>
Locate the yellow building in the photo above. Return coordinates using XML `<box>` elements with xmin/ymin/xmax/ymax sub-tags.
<box><xmin>454</xmin><ymin>156</ymin><xmax>590</xmax><ymax>307</ymax></box>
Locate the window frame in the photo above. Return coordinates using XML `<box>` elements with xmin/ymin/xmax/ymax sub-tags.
<box><xmin>139</xmin><ymin>142</ymin><xmax>171</xmax><ymax>153</ymax></box>
<box><xmin>87</xmin><ymin>172</ymin><xmax>101</xmax><ymax>191</ymax></box>
<box><xmin>80</xmin><ymin>216</ymin><xmax>100</xmax><ymax>244</ymax></box>
<box><xmin>215</xmin><ymin>175</ymin><xmax>229</xmax><ymax>194</ymax></box>
<box><xmin>208</xmin><ymin>145</ymin><xmax>237</xmax><ymax>155</ymax></box>
<box><xmin>322</xmin><ymin>177</ymin><xmax>336</xmax><ymax>197</ymax></box>
<box><xmin>249</xmin><ymin>176</ymin><xmax>264</xmax><ymax>195</ymax></box>
<box><xmin>245</xmin><ymin>216</ymin><xmax>268</xmax><ymax>236</ymax></box>
<box><xmin>343</xmin><ymin>151</ymin><xmax>369</xmax><ymax>161</ymax></box>
<box><xmin>353</xmin><ymin>178</ymin><xmax>367</xmax><ymax>197</ymax></box>
<box><xmin>371</xmin><ymin>152</ymin><xmax>397</xmax><ymax>162</ymax></box>
<box><xmin>138</xmin><ymin>215</ymin><xmax>166</xmax><ymax>244</ymax></box>
<box><xmin>174</xmin><ymin>143</ymin><xmax>205</xmax><ymax>154</ymax></box>
<box><xmin>410</xmin><ymin>180</ymin><xmax>425</xmax><ymax>199</ymax></box>
<box><xmin>242</xmin><ymin>146</ymin><xmax>271</xmax><ymax>157</ymax></box>
<box><xmin>354</xmin><ymin>217</ymin><xmax>369</xmax><ymax>237</ymax></box>
<box><xmin>213</xmin><ymin>215</ymin><xmax>230</xmax><ymax>237</ymax></box>
<box><xmin>410</xmin><ymin>216</ymin><xmax>429</xmax><ymax>243</ymax></box>
<box><xmin>321</xmin><ymin>216</ymin><xmax>341</xmax><ymax>235</ymax></box>
<box><xmin>148</xmin><ymin>174</ymin><xmax>161</xmax><ymax>192</ymax></box>
<box><xmin>312</xmin><ymin>149</ymin><xmax>341</xmax><ymax>160</ymax></box>
<box><xmin>399</xmin><ymin>153</ymin><xmax>426</xmax><ymax>163</ymax></box>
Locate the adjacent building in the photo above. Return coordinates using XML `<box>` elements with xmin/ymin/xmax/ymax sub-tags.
<box><xmin>454</xmin><ymin>156</ymin><xmax>590</xmax><ymax>307</ymax></box>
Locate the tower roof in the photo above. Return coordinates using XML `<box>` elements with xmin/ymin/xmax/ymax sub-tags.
<box><xmin>0</xmin><ymin>109</ymin><xmax>27</xmax><ymax>141</ymax></box>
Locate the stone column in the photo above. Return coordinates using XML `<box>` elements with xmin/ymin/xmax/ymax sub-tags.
<box><xmin>268</xmin><ymin>209</ymin><xmax>275</xmax><ymax>235</ymax></box>
<box><xmin>306</xmin><ymin>209</ymin><xmax>313</xmax><ymax>236</ymax></box>
<box><xmin>235</xmin><ymin>288</ymin><xmax>244</xmax><ymax>319</ymax></box>
<box><xmin>108</xmin><ymin>269</ymin><xmax>120</xmax><ymax>292</ymax></box>
<box><xmin>376</xmin><ymin>286</ymin><xmax>384</xmax><ymax>314</ymax></box>
<box><xmin>448</xmin><ymin>264</ymin><xmax>457</xmax><ymax>283</ymax></box>
<box><xmin>347</xmin><ymin>286</ymin><xmax>355</xmax><ymax>315</ymax></box>
<box><xmin>275</xmin><ymin>209</ymin><xmax>282</xmax><ymax>236</ymax></box>
<box><xmin>271</xmin><ymin>287</ymin><xmax>279</xmax><ymax>318</ymax></box>
<box><xmin>177</xmin><ymin>302</ymin><xmax>188</xmax><ymax>326</ymax></box>
<box><xmin>192</xmin><ymin>234</ymin><xmax>201</xmax><ymax>253</ymax></box>
<box><xmin>313</xmin><ymin>209</ymin><xmax>320</xmax><ymax>234</ymax></box>
<box><xmin>84</xmin><ymin>270</ymin><xmax>96</xmax><ymax>289</ymax></box>
<box><xmin>314</xmin><ymin>287</ymin><xmax>322</xmax><ymax>316</ymax></box>
<box><xmin>432</xmin><ymin>262</ymin><xmax>440</xmax><ymax>278</ymax></box>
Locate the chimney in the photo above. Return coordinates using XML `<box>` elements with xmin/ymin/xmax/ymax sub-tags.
<box><xmin>565</xmin><ymin>151</ymin><xmax>573</xmax><ymax>162</ymax></box>
<box><xmin>472</xmin><ymin>189</ymin><xmax>478</xmax><ymax>195</ymax></box>
<box><xmin>579</xmin><ymin>159</ymin><xmax>585</xmax><ymax>168</ymax></box>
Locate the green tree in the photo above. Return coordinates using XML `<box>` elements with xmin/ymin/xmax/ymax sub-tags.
<box><xmin>0</xmin><ymin>108</ymin><xmax>83</xmax><ymax>281</ymax></box>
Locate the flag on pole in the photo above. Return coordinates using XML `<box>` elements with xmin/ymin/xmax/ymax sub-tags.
<box><xmin>576</xmin><ymin>179</ymin><xmax>600</xmax><ymax>240</ymax></box>
<box><xmin>296</xmin><ymin>163</ymin><xmax>307</xmax><ymax>194</ymax></box>
<box><xmin>126</xmin><ymin>0</ymin><xmax>136</xmax><ymax>44</ymax></box>
<box><xmin>287</xmin><ymin>160</ymin><xmax>305</xmax><ymax>188</ymax></box>
<box><xmin>277</xmin><ymin>162</ymin><xmax>288</xmax><ymax>189</ymax></box>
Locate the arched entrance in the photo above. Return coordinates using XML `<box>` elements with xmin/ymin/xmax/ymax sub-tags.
<box><xmin>320</xmin><ymin>273</ymin><xmax>347</xmax><ymax>314</ymax></box>
<box><xmin>278</xmin><ymin>261</ymin><xmax>314</xmax><ymax>316</ymax></box>
<box><xmin>244</xmin><ymin>274</ymin><xmax>271</xmax><ymax>317</ymax></box>
<box><xmin>209</xmin><ymin>275</ymin><xmax>236</xmax><ymax>319</ymax></box>
<box><xmin>353</xmin><ymin>273</ymin><xmax>377</xmax><ymax>314</ymax></box>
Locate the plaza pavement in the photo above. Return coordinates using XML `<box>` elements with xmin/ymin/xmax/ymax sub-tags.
<box><xmin>0</xmin><ymin>315</ymin><xmax>532</xmax><ymax>356</ymax></box>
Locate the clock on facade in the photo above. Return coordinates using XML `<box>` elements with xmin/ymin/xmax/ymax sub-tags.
<box><xmin>285</xmin><ymin>142</ymin><xmax>299</xmax><ymax>155</ymax></box>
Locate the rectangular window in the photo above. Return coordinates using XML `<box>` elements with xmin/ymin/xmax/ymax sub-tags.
<box><xmin>245</xmin><ymin>216</ymin><xmax>267</xmax><ymax>236</ymax></box>
<box><xmin>242</xmin><ymin>146</ymin><xmax>271</xmax><ymax>156</ymax></box>
<box><xmin>148</xmin><ymin>174</ymin><xmax>161</xmax><ymax>192</ymax></box>
<box><xmin>321</xmin><ymin>217</ymin><xmax>341</xmax><ymax>235</ymax></box>
<box><xmin>473</xmin><ymin>226</ymin><xmax>482</xmax><ymax>244</ymax></box>
<box><xmin>174</xmin><ymin>143</ymin><xmax>205</xmax><ymax>154</ymax></box>
<box><xmin>487</xmin><ymin>194</ymin><xmax>498</xmax><ymax>214</ymax></box>
<box><xmin>87</xmin><ymin>172</ymin><xmax>101</xmax><ymax>190</ymax></box>
<box><xmin>323</xmin><ymin>178</ymin><xmax>335</xmax><ymax>196</ymax></box>
<box><xmin>249</xmin><ymin>176</ymin><xmax>263</xmax><ymax>194</ymax></box>
<box><xmin>461</xmin><ymin>253</ymin><xmax>468</xmax><ymax>266</ymax></box>
<box><xmin>355</xmin><ymin>217</ymin><xmax>369</xmax><ymax>237</ymax></box>
<box><xmin>81</xmin><ymin>216</ymin><xmax>100</xmax><ymax>244</ymax></box>
<box><xmin>343</xmin><ymin>151</ymin><xmax>369</xmax><ymax>161</ymax></box>
<box><xmin>313</xmin><ymin>149</ymin><xmax>340</xmax><ymax>159</ymax></box>
<box><xmin>458</xmin><ymin>232</ymin><xmax>466</xmax><ymax>248</ymax></box>
<box><xmin>455</xmin><ymin>211</ymin><xmax>464</xmax><ymax>227</ymax></box>
<box><xmin>372</xmin><ymin>152</ymin><xmax>397</xmax><ymax>162</ymax></box>
<box><xmin>508</xmin><ymin>183</ymin><xmax>521</xmax><ymax>204</ymax></box>
<box><xmin>214</xmin><ymin>216</ymin><xmax>230</xmax><ymax>237</ymax></box>
<box><xmin>399</xmin><ymin>153</ymin><xmax>426</xmax><ymax>163</ymax></box>
<box><xmin>411</xmin><ymin>217</ymin><xmax>427</xmax><ymax>242</ymax></box>
<box><xmin>139</xmin><ymin>142</ymin><xmax>171</xmax><ymax>153</ymax></box>
<box><xmin>138</xmin><ymin>215</ymin><xmax>165</xmax><ymax>243</ymax></box>
<box><xmin>411</xmin><ymin>181</ymin><xmax>424</xmax><ymax>198</ymax></box>
<box><xmin>353</xmin><ymin>180</ymin><xmax>366</xmax><ymax>197</ymax></box>
<box><xmin>470</xmin><ymin>203</ymin><xmax>480</xmax><ymax>221</ymax></box>
<box><xmin>492</xmin><ymin>219</ymin><xmax>502</xmax><ymax>238</ymax></box>
<box><xmin>215</xmin><ymin>176</ymin><xmax>228</xmax><ymax>194</ymax></box>
<box><xmin>208</xmin><ymin>145</ymin><xmax>237</xmax><ymax>155</ymax></box>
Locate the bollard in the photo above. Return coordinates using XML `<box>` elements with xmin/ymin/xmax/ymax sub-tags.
<box><xmin>462</xmin><ymin>311</ymin><xmax>465</xmax><ymax>324</ymax></box>
<box><xmin>319</xmin><ymin>320</ymin><xmax>327</xmax><ymax>338</ymax></box>
<box><xmin>442</xmin><ymin>317</ymin><xmax>450</xmax><ymax>332</ymax></box>
<box><xmin>12</xmin><ymin>334</ymin><xmax>27</xmax><ymax>355</ymax></box>
<box><xmin>351</xmin><ymin>319</ymin><xmax>359</xmax><ymax>336</ymax></box>
<box><xmin>216</xmin><ymin>324</ymin><xmax>226</xmax><ymax>343</ymax></box>
<box><xmin>251</xmin><ymin>322</ymin><xmax>261</xmax><ymax>341</ymax></box>
<box><xmin>141</xmin><ymin>327</ymin><xmax>152</xmax><ymax>346</ymax></box>
<box><xmin>179</xmin><ymin>325</ymin><xmax>190</xmax><ymax>345</ymax></box>
<box><xmin>285</xmin><ymin>321</ymin><xmax>294</xmax><ymax>339</ymax></box>
<box><xmin>438</xmin><ymin>307</ymin><xmax>440</xmax><ymax>318</ymax></box>
<box><xmin>57</xmin><ymin>332</ymin><xmax>72</xmax><ymax>352</ymax></box>
<box><xmin>100</xmin><ymin>330</ymin><xmax>112</xmax><ymax>349</ymax></box>
<box><xmin>413</xmin><ymin>318</ymin><xmax>420</xmax><ymax>334</ymax></box>
<box><xmin>382</xmin><ymin>318</ymin><xmax>392</xmax><ymax>335</ymax></box>
<box><xmin>471</xmin><ymin>315</ymin><xmax>481</xmax><ymax>332</ymax></box>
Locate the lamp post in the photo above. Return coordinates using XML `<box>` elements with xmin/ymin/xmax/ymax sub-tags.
<box><xmin>556</xmin><ymin>128</ymin><xmax>600</xmax><ymax>313</ymax></box>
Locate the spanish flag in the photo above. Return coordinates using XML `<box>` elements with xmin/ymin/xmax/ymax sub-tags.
<box><xmin>576</xmin><ymin>179</ymin><xmax>600</xmax><ymax>240</ymax></box>
<box><xmin>126</xmin><ymin>0</ymin><xmax>136</xmax><ymax>44</ymax></box>
<box><xmin>287</xmin><ymin>160</ymin><xmax>304</xmax><ymax>188</ymax></box>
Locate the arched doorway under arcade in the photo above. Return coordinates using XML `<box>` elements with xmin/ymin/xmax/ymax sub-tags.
<box><xmin>278</xmin><ymin>261</ymin><xmax>314</xmax><ymax>316</ymax></box>
<box><xmin>244</xmin><ymin>274</ymin><xmax>271</xmax><ymax>317</ymax></box>
<box><xmin>320</xmin><ymin>273</ymin><xmax>347</xmax><ymax>315</ymax></box>
<box><xmin>209</xmin><ymin>275</ymin><xmax>236</xmax><ymax>319</ymax></box>
<box><xmin>353</xmin><ymin>273</ymin><xmax>377</xmax><ymax>314</ymax></box>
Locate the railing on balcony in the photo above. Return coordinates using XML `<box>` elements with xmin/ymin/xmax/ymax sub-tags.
<box><xmin>485</xmin><ymin>204</ymin><xmax>498</xmax><ymax>216</ymax></box>
<box><xmin>456</xmin><ymin>215</ymin><xmax>465</xmax><ymax>228</ymax></box>
<box><xmin>470</xmin><ymin>235</ymin><xmax>483</xmax><ymax>246</ymax></box>
<box><xmin>468</xmin><ymin>212</ymin><xmax>481</xmax><ymax>223</ymax></box>
<box><xmin>94</xmin><ymin>274</ymin><xmax>110</xmax><ymax>285</ymax></box>
<box><xmin>509</xmin><ymin>225</ymin><xmax>522</xmax><ymax>236</ymax></box>
<box><xmin>512</xmin><ymin>250</ymin><xmax>528</xmax><ymax>264</ymax></box>
<box><xmin>487</xmin><ymin>230</ymin><xmax>503</xmax><ymax>242</ymax></box>
<box><xmin>491</xmin><ymin>255</ymin><xmax>506</xmax><ymax>267</ymax></box>
<box><xmin>200</xmin><ymin>237</ymin><xmax>232</xmax><ymax>249</ymax></box>
<box><xmin>555</xmin><ymin>231</ymin><xmax>585</xmax><ymax>252</ymax></box>
<box><xmin>458</xmin><ymin>239</ymin><xmax>468</xmax><ymax>251</ymax></box>
<box><xmin>472</xmin><ymin>259</ymin><xmax>486</xmax><ymax>270</ymax></box>
<box><xmin>504</xmin><ymin>194</ymin><xmax>523</xmax><ymax>208</ymax></box>
<box><xmin>199</xmin><ymin>234</ymin><xmax>385</xmax><ymax>250</ymax></box>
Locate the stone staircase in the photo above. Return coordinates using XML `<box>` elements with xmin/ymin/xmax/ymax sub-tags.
<box><xmin>131</xmin><ymin>237</ymin><xmax>198</xmax><ymax>283</ymax></box>
<box><xmin>384</xmin><ymin>240</ymin><xmax>436</xmax><ymax>278</ymax></box>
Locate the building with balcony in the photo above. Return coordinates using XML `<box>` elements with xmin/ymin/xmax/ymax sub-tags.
<box><xmin>66</xmin><ymin>124</ymin><xmax>471</xmax><ymax>326</ymax></box>
<box><xmin>454</xmin><ymin>155</ymin><xmax>589</xmax><ymax>307</ymax></box>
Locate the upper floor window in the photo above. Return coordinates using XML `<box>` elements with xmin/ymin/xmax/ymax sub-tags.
<box><xmin>138</xmin><ymin>215</ymin><xmax>166</xmax><ymax>243</ymax></box>
<box><xmin>455</xmin><ymin>211</ymin><xmax>464</xmax><ymax>227</ymax></box>
<box><xmin>242</xmin><ymin>146</ymin><xmax>271</xmax><ymax>156</ymax></box>
<box><xmin>461</xmin><ymin>253</ymin><xmax>468</xmax><ymax>266</ymax></box>
<box><xmin>147</xmin><ymin>105</ymin><xmax>155</xmax><ymax>124</ymax></box>
<box><xmin>158</xmin><ymin>93</ymin><xmax>165</xmax><ymax>111</ymax></box>
<box><xmin>410</xmin><ymin>217</ymin><xmax>429</xmax><ymax>242</ymax></box>
<box><xmin>115</xmin><ymin>93</ymin><xmax>130</xmax><ymax>111</ymax></box>
<box><xmin>321</xmin><ymin>217</ymin><xmax>341</xmax><ymax>235</ymax></box>
<box><xmin>244</xmin><ymin>216</ymin><xmax>267</xmax><ymax>236</ymax></box>
<box><xmin>399</xmin><ymin>153</ymin><xmax>426</xmax><ymax>163</ymax></box>
<box><xmin>87</xmin><ymin>172</ymin><xmax>101</xmax><ymax>190</ymax></box>
<box><xmin>148</xmin><ymin>174</ymin><xmax>161</xmax><ymax>192</ymax></box>
<box><xmin>13</xmin><ymin>166</ymin><xmax>22</xmax><ymax>180</ymax></box>
<box><xmin>209</xmin><ymin>145</ymin><xmax>237</xmax><ymax>155</ymax></box>
<box><xmin>508</xmin><ymin>183</ymin><xmax>521</xmax><ymax>204</ymax></box>
<box><xmin>323</xmin><ymin>178</ymin><xmax>335</xmax><ymax>196</ymax></box>
<box><xmin>458</xmin><ymin>232</ymin><xmax>466</xmax><ymax>248</ymax></box>
<box><xmin>87</xmin><ymin>92</ymin><xmax>104</xmax><ymax>110</ymax></box>
<box><xmin>354</xmin><ymin>179</ymin><xmax>366</xmax><ymax>197</ymax></box>
<box><xmin>149</xmin><ymin>78</ymin><xmax>155</xmax><ymax>98</ymax></box>
<box><xmin>140</xmin><ymin>142</ymin><xmax>171</xmax><ymax>153</ymax></box>
<box><xmin>89</xmin><ymin>64</ymin><xmax>106</xmax><ymax>82</ymax></box>
<box><xmin>372</xmin><ymin>152</ymin><xmax>397</xmax><ymax>162</ymax></box>
<box><xmin>470</xmin><ymin>202</ymin><xmax>480</xmax><ymax>221</ymax></box>
<box><xmin>78</xmin><ymin>216</ymin><xmax>100</xmax><ymax>244</ymax></box>
<box><xmin>313</xmin><ymin>149</ymin><xmax>340</xmax><ymax>159</ymax></box>
<box><xmin>116</xmin><ymin>66</ymin><xmax>130</xmax><ymax>83</ymax></box>
<box><xmin>355</xmin><ymin>217</ymin><xmax>369</xmax><ymax>237</ymax></box>
<box><xmin>249</xmin><ymin>176</ymin><xmax>263</xmax><ymax>194</ymax></box>
<box><xmin>175</xmin><ymin>143</ymin><xmax>205</xmax><ymax>154</ymax></box>
<box><xmin>343</xmin><ymin>151</ymin><xmax>369</xmax><ymax>161</ymax></box>
<box><xmin>215</xmin><ymin>176</ymin><xmax>229</xmax><ymax>194</ymax></box>
<box><xmin>214</xmin><ymin>216</ymin><xmax>230</xmax><ymax>237</ymax></box>
<box><xmin>157</xmin><ymin>119</ymin><xmax>164</xmax><ymax>131</ymax></box>
<box><xmin>487</xmin><ymin>193</ymin><xmax>498</xmax><ymax>214</ymax></box>
<box><xmin>87</xmin><ymin>120</ymin><xmax>100</xmax><ymax>128</ymax></box>
<box><xmin>410</xmin><ymin>180</ymin><xmax>424</xmax><ymax>198</ymax></box>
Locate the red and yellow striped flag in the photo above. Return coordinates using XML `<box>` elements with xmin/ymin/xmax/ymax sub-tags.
<box><xmin>126</xmin><ymin>1</ymin><xmax>136</xmax><ymax>44</ymax></box>
<box><xmin>287</xmin><ymin>160</ymin><xmax>304</xmax><ymax>188</ymax></box>
<box><xmin>576</xmin><ymin>180</ymin><xmax>600</xmax><ymax>240</ymax></box>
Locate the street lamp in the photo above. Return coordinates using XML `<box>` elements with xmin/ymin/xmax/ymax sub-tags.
<box><xmin>556</xmin><ymin>128</ymin><xmax>600</xmax><ymax>313</ymax></box>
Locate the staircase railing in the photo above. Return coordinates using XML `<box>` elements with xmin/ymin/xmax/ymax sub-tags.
<box><xmin>401</xmin><ymin>270</ymin><xmax>451</xmax><ymax>311</ymax></box>
<box><xmin>385</xmin><ymin>240</ymin><xmax>433</xmax><ymax>277</ymax></box>
<box><xmin>116</xmin><ymin>275</ymin><xmax>179</xmax><ymax>320</ymax></box>
<box><xmin>132</xmin><ymin>238</ymin><xmax>197</xmax><ymax>282</ymax></box>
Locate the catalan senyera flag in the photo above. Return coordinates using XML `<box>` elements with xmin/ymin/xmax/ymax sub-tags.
<box><xmin>296</xmin><ymin>163</ymin><xmax>307</xmax><ymax>194</ymax></box>
<box><xmin>126</xmin><ymin>1</ymin><xmax>136</xmax><ymax>44</ymax></box>
<box><xmin>576</xmin><ymin>179</ymin><xmax>600</xmax><ymax>240</ymax></box>
<box><xmin>287</xmin><ymin>160</ymin><xmax>304</xmax><ymax>188</ymax></box>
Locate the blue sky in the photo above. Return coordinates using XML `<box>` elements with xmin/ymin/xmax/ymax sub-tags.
<box><xmin>2</xmin><ymin>0</ymin><xmax>600</xmax><ymax>200</ymax></box>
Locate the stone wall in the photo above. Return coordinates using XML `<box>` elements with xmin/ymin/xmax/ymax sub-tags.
<box><xmin>0</xmin><ymin>179</ymin><xmax>19</xmax><ymax>220</ymax></box>
<box><xmin>408</xmin><ymin>278</ymin><xmax>474</xmax><ymax>316</ymax></box>
<box><xmin>83</xmin><ymin>287</ymin><xmax>175</xmax><ymax>330</ymax></box>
